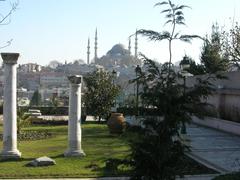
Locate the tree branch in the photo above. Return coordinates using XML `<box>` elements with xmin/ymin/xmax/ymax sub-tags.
<box><xmin>0</xmin><ymin>0</ymin><xmax>19</xmax><ymax>25</ymax></box>
<box><xmin>0</xmin><ymin>39</ymin><xmax>12</xmax><ymax>49</ymax></box>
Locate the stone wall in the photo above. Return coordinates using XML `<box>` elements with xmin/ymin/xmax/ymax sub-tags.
<box><xmin>208</xmin><ymin>89</ymin><xmax>240</xmax><ymax>122</ymax></box>
<box><xmin>188</xmin><ymin>71</ymin><xmax>240</xmax><ymax>122</ymax></box>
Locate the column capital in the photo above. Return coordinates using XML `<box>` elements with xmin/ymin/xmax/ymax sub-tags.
<box><xmin>68</xmin><ymin>75</ymin><xmax>82</xmax><ymax>84</ymax></box>
<box><xmin>1</xmin><ymin>53</ymin><xmax>19</xmax><ymax>64</ymax></box>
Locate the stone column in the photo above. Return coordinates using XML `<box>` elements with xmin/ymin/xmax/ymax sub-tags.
<box><xmin>64</xmin><ymin>75</ymin><xmax>85</xmax><ymax>157</ymax></box>
<box><xmin>0</xmin><ymin>53</ymin><xmax>21</xmax><ymax>159</ymax></box>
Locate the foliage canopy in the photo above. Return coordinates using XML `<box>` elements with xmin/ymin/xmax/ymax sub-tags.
<box><xmin>30</xmin><ymin>90</ymin><xmax>41</xmax><ymax>107</ymax></box>
<box><xmin>83</xmin><ymin>70</ymin><xmax>120</xmax><ymax>121</ymax></box>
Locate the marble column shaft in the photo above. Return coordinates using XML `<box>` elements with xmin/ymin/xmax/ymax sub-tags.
<box><xmin>64</xmin><ymin>75</ymin><xmax>85</xmax><ymax>157</ymax></box>
<box><xmin>0</xmin><ymin>53</ymin><xmax>21</xmax><ymax>159</ymax></box>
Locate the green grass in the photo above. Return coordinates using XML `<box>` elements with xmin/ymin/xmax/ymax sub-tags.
<box><xmin>0</xmin><ymin>122</ymin><xmax>217</xmax><ymax>178</ymax></box>
<box><xmin>0</xmin><ymin>123</ymin><xmax>130</xmax><ymax>178</ymax></box>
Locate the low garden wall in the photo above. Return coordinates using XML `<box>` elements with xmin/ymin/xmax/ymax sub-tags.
<box><xmin>207</xmin><ymin>89</ymin><xmax>240</xmax><ymax>123</ymax></box>
<box><xmin>188</xmin><ymin>71</ymin><xmax>240</xmax><ymax>123</ymax></box>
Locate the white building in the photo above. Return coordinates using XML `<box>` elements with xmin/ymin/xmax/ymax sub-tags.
<box><xmin>18</xmin><ymin>63</ymin><xmax>42</xmax><ymax>73</ymax></box>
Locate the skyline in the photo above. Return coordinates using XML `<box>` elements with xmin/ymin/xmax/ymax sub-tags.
<box><xmin>0</xmin><ymin>0</ymin><xmax>240</xmax><ymax>66</ymax></box>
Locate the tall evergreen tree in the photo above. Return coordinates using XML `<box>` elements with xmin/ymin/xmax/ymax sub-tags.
<box><xmin>222</xmin><ymin>22</ymin><xmax>240</xmax><ymax>69</ymax></box>
<box><xmin>125</xmin><ymin>1</ymin><xmax>214</xmax><ymax>180</ymax></box>
<box><xmin>127</xmin><ymin>55</ymin><xmax>213</xmax><ymax>180</ymax></box>
<box><xmin>181</xmin><ymin>55</ymin><xmax>205</xmax><ymax>75</ymax></box>
<box><xmin>200</xmin><ymin>24</ymin><xmax>229</xmax><ymax>73</ymax></box>
<box><xmin>30</xmin><ymin>90</ymin><xmax>41</xmax><ymax>107</ymax></box>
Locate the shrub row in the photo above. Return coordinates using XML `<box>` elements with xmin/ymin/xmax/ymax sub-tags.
<box><xmin>0</xmin><ymin>130</ymin><xmax>52</xmax><ymax>141</ymax></box>
<box><xmin>0</xmin><ymin>106</ymin><xmax>70</xmax><ymax>115</ymax></box>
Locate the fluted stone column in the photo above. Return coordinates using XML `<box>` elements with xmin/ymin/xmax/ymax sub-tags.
<box><xmin>64</xmin><ymin>75</ymin><xmax>85</xmax><ymax>157</ymax></box>
<box><xmin>0</xmin><ymin>53</ymin><xmax>21</xmax><ymax>159</ymax></box>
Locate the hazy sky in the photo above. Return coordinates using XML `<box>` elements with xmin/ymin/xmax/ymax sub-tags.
<box><xmin>1</xmin><ymin>0</ymin><xmax>239</xmax><ymax>65</ymax></box>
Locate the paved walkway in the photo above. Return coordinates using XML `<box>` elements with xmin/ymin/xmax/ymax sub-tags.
<box><xmin>187</xmin><ymin>123</ymin><xmax>240</xmax><ymax>173</ymax></box>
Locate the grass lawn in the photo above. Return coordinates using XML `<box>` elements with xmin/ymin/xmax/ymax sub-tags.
<box><xmin>0</xmin><ymin>122</ymin><xmax>130</xmax><ymax>178</ymax></box>
<box><xmin>0</xmin><ymin>122</ymin><xmax>217</xmax><ymax>178</ymax></box>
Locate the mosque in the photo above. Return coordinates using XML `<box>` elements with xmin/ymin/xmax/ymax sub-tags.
<box><xmin>86</xmin><ymin>29</ymin><xmax>141</xmax><ymax>68</ymax></box>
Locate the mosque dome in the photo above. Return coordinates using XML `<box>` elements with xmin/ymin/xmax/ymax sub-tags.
<box><xmin>107</xmin><ymin>44</ymin><xmax>129</xmax><ymax>56</ymax></box>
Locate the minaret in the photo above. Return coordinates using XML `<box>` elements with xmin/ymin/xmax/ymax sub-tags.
<box><xmin>135</xmin><ymin>29</ymin><xmax>138</xmax><ymax>58</ymax></box>
<box><xmin>128</xmin><ymin>37</ymin><xmax>131</xmax><ymax>55</ymax></box>
<box><xmin>87</xmin><ymin>38</ymin><xmax>90</xmax><ymax>64</ymax></box>
<box><xmin>94</xmin><ymin>28</ymin><xmax>98</xmax><ymax>64</ymax></box>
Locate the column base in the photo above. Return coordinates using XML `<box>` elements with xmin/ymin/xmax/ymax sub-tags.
<box><xmin>64</xmin><ymin>149</ymin><xmax>86</xmax><ymax>157</ymax></box>
<box><xmin>0</xmin><ymin>150</ymin><xmax>21</xmax><ymax>160</ymax></box>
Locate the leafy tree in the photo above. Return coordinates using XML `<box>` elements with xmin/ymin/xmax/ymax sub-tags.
<box><xmin>200</xmin><ymin>24</ymin><xmax>229</xmax><ymax>73</ymax></box>
<box><xmin>30</xmin><ymin>90</ymin><xmax>41</xmax><ymax>107</ymax></box>
<box><xmin>222</xmin><ymin>22</ymin><xmax>240</xmax><ymax>69</ymax></box>
<box><xmin>83</xmin><ymin>70</ymin><xmax>120</xmax><ymax>122</ymax></box>
<box><xmin>137</xmin><ymin>0</ymin><xmax>201</xmax><ymax>72</ymax></box>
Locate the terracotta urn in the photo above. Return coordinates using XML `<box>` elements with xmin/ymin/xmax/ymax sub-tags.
<box><xmin>107</xmin><ymin>113</ymin><xmax>126</xmax><ymax>133</ymax></box>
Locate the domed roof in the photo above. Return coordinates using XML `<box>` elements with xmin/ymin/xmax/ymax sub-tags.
<box><xmin>107</xmin><ymin>44</ymin><xmax>129</xmax><ymax>56</ymax></box>
<box><xmin>113</xmin><ymin>43</ymin><xmax>125</xmax><ymax>49</ymax></box>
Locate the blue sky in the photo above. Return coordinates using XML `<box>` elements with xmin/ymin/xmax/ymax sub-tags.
<box><xmin>1</xmin><ymin>0</ymin><xmax>240</xmax><ymax>65</ymax></box>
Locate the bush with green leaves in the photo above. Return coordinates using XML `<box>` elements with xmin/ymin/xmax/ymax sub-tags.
<box><xmin>83</xmin><ymin>69</ymin><xmax>120</xmax><ymax>122</ymax></box>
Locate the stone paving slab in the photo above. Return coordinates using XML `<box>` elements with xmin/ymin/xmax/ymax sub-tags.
<box><xmin>187</xmin><ymin>123</ymin><xmax>240</xmax><ymax>173</ymax></box>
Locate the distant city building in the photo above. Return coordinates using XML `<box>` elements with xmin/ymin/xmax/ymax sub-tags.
<box><xmin>56</xmin><ymin>62</ymin><xmax>104</xmax><ymax>75</ymax></box>
<box><xmin>18</xmin><ymin>72</ymin><xmax>40</xmax><ymax>91</ymax></box>
<box><xmin>40</xmin><ymin>72</ymin><xmax>69</xmax><ymax>88</ymax></box>
<box><xmin>17</xmin><ymin>87</ymin><xmax>31</xmax><ymax>106</ymax></box>
<box><xmin>18</xmin><ymin>63</ymin><xmax>42</xmax><ymax>73</ymax></box>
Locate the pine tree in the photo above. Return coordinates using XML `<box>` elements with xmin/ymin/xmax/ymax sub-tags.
<box><xmin>200</xmin><ymin>24</ymin><xmax>229</xmax><ymax>73</ymax></box>
<box><xmin>30</xmin><ymin>90</ymin><xmax>41</xmax><ymax>107</ymax></box>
